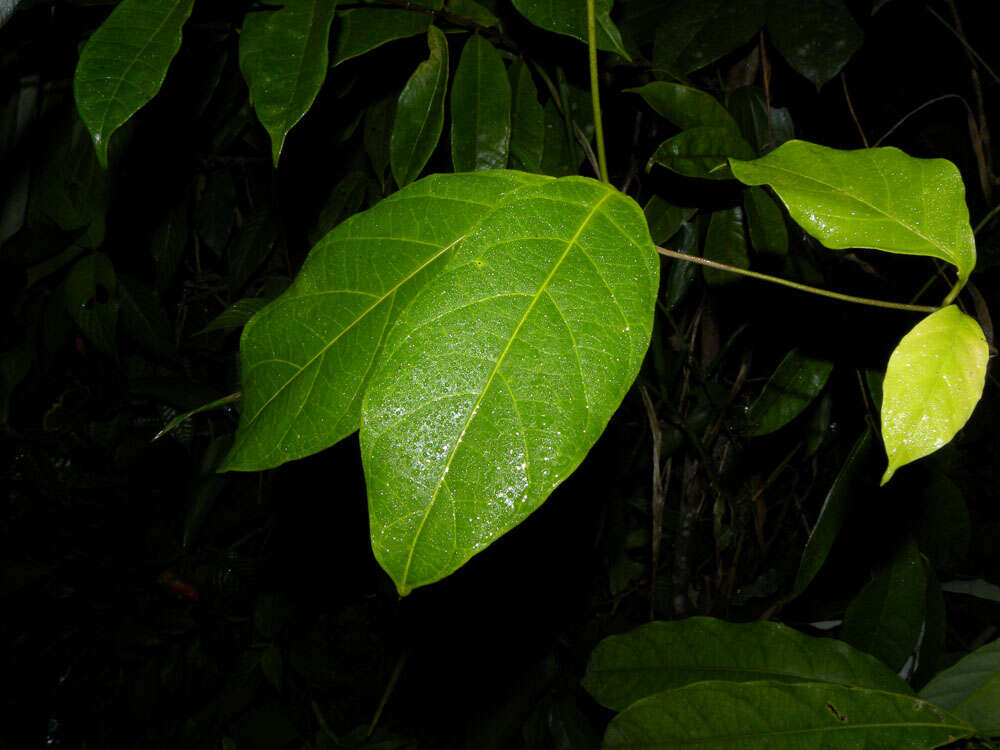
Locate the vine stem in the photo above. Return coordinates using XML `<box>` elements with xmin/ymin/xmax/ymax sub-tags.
<box><xmin>585</xmin><ymin>0</ymin><xmax>610</xmax><ymax>184</ymax></box>
<box><xmin>654</xmin><ymin>246</ymin><xmax>938</xmax><ymax>313</ymax></box>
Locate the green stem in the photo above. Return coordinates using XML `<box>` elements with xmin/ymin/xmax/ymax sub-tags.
<box><xmin>585</xmin><ymin>0</ymin><xmax>609</xmax><ymax>184</ymax></box>
<box><xmin>655</xmin><ymin>246</ymin><xmax>938</xmax><ymax>313</ymax></box>
<box><xmin>941</xmin><ymin>279</ymin><xmax>965</xmax><ymax>306</ymax></box>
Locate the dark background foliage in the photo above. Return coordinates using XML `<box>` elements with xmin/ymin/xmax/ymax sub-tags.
<box><xmin>2</xmin><ymin>0</ymin><xmax>999</xmax><ymax>747</ymax></box>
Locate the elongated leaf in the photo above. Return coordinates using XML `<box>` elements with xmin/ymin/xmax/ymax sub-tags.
<box><xmin>840</xmin><ymin>536</ymin><xmax>927</xmax><ymax>671</ymax></box>
<box><xmin>331</xmin><ymin>0</ymin><xmax>440</xmax><ymax>66</ymax></box>
<box><xmin>450</xmin><ymin>35</ymin><xmax>511</xmax><ymax>172</ymax></box>
<box><xmin>941</xmin><ymin>578</ymin><xmax>1000</xmax><ymax>602</ymax></box>
<box><xmin>539</xmin><ymin>99</ymin><xmax>578</xmax><ymax>177</ymax></box>
<box><xmin>920</xmin><ymin>637</ymin><xmax>1000</xmax><ymax>734</ymax></box>
<box><xmin>364</xmin><ymin>95</ymin><xmax>395</xmax><ymax>187</ymax></box>
<box><xmin>361</xmin><ymin>176</ymin><xmax>658</xmax><ymax>595</ymax></box>
<box><xmin>652</xmin><ymin>0</ymin><xmax>767</xmax><ymax>76</ymax></box>
<box><xmin>64</xmin><ymin>252</ymin><xmax>119</xmax><ymax>360</ymax></box>
<box><xmin>239</xmin><ymin>0</ymin><xmax>337</xmax><ymax>166</ymax></box>
<box><xmin>583</xmin><ymin>617</ymin><xmax>910</xmax><ymax>712</ymax></box>
<box><xmin>730</xmin><ymin>141</ymin><xmax>977</xmax><ymax>281</ymax></box>
<box><xmin>602</xmin><ymin>681</ymin><xmax>976</xmax><ymax>749</ymax></box>
<box><xmin>728</xmin><ymin>86</ymin><xmax>794</xmax><ymax>154</ymax></box>
<box><xmin>229</xmin><ymin>208</ymin><xmax>281</xmax><ymax>293</ymax></box>
<box><xmin>390</xmin><ymin>26</ymin><xmax>449</xmax><ymax>187</ymax></box>
<box><xmin>744</xmin><ymin>186</ymin><xmax>788</xmax><ymax>255</ymax></box>
<box><xmin>790</xmin><ymin>427</ymin><xmax>877</xmax><ymax>599</ymax></box>
<box><xmin>767</xmin><ymin>0</ymin><xmax>863</xmax><ymax>89</ymax></box>
<box><xmin>119</xmin><ymin>274</ymin><xmax>177</xmax><ymax>362</ymax></box>
<box><xmin>626</xmin><ymin>82</ymin><xmax>739</xmax><ymax>132</ymax></box>
<box><xmin>748</xmin><ymin>349</ymin><xmax>833</xmax><ymax>436</ymax></box>
<box><xmin>74</xmin><ymin>0</ymin><xmax>196</xmax><ymax>167</ymax></box>
<box><xmin>221</xmin><ymin>171</ymin><xmax>549</xmax><ymax>473</ymax></box>
<box><xmin>702</xmin><ymin>206</ymin><xmax>748</xmax><ymax>285</ymax></box>
<box><xmin>915</xmin><ymin>471</ymin><xmax>969</xmax><ymax>572</ymax></box>
<box><xmin>649</xmin><ymin>126</ymin><xmax>754</xmax><ymax>180</ymax></box>
<box><xmin>196</xmin><ymin>298</ymin><xmax>271</xmax><ymax>336</ymax></box>
<box><xmin>150</xmin><ymin>198</ymin><xmax>190</xmax><ymax>291</ymax></box>
<box><xmin>512</xmin><ymin>0</ymin><xmax>629</xmax><ymax>59</ymax></box>
<box><xmin>508</xmin><ymin>60</ymin><xmax>544</xmax><ymax>173</ymax></box>
<box><xmin>881</xmin><ymin>305</ymin><xmax>987</xmax><ymax>483</ymax></box>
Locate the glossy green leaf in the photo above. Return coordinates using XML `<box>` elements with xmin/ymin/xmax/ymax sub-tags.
<box><xmin>239</xmin><ymin>0</ymin><xmax>337</xmax><ymax>166</ymax></box>
<box><xmin>330</xmin><ymin>0</ymin><xmax>440</xmax><ymax>66</ymax></box>
<box><xmin>730</xmin><ymin>141</ymin><xmax>978</xmax><ymax>281</ymax></box>
<box><xmin>74</xmin><ymin>0</ymin><xmax>196</xmax><ymax>167</ymax></box>
<box><xmin>360</xmin><ymin>176</ymin><xmax>658</xmax><ymax>595</ymax></box>
<box><xmin>583</xmin><ymin>617</ymin><xmax>910</xmax><ymax>712</ymax></box>
<box><xmin>920</xmin><ymin>637</ymin><xmax>1000</xmax><ymax>734</ymax></box>
<box><xmin>626</xmin><ymin>82</ymin><xmax>739</xmax><ymax>132</ymax></box>
<box><xmin>841</xmin><ymin>536</ymin><xmax>927</xmax><ymax>671</ymax></box>
<box><xmin>748</xmin><ymin>349</ymin><xmax>833</xmax><ymax>436</ymax></box>
<box><xmin>450</xmin><ymin>35</ymin><xmax>511</xmax><ymax>172</ymax></box>
<box><xmin>652</xmin><ymin>0</ymin><xmax>767</xmax><ymax>76</ymax></box>
<box><xmin>728</xmin><ymin>86</ymin><xmax>794</xmax><ymax>154</ymax></box>
<box><xmin>221</xmin><ymin>171</ymin><xmax>549</xmax><ymax>473</ymax></box>
<box><xmin>644</xmin><ymin>196</ymin><xmax>695</xmax><ymax>245</ymax></box>
<box><xmin>790</xmin><ymin>427</ymin><xmax>877</xmax><ymax>599</ymax></box>
<box><xmin>602</xmin><ymin>681</ymin><xmax>975</xmax><ymax>749</ymax></box>
<box><xmin>390</xmin><ymin>26</ymin><xmax>449</xmax><ymax>188</ymax></box>
<box><xmin>64</xmin><ymin>252</ymin><xmax>119</xmax><ymax>360</ymax></box>
<box><xmin>744</xmin><ymin>186</ymin><xmax>788</xmax><ymax>255</ymax></box>
<box><xmin>701</xmin><ymin>206</ymin><xmax>748</xmax><ymax>286</ymax></box>
<box><xmin>511</xmin><ymin>0</ymin><xmax>629</xmax><ymax>59</ymax></box>
<box><xmin>649</xmin><ymin>126</ymin><xmax>754</xmax><ymax>180</ymax></box>
<box><xmin>508</xmin><ymin>60</ymin><xmax>544</xmax><ymax>173</ymax></box>
<box><xmin>767</xmin><ymin>0</ymin><xmax>863</xmax><ymax>90</ymax></box>
<box><xmin>881</xmin><ymin>305</ymin><xmax>988</xmax><ymax>484</ymax></box>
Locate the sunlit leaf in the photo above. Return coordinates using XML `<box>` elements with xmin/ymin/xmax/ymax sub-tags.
<box><xmin>450</xmin><ymin>35</ymin><xmax>511</xmax><ymax>171</ymax></box>
<box><xmin>730</xmin><ymin>141</ymin><xmax>977</xmax><ymax>281</ymax></box>
<box><xmin>74</xmin><ymin>0</ymin><xmax>196</xmax><ymax>167</ymax></box>
<box><xmin>221</xmin><ymin>171</ymin><xmax>549</xmax><ymax>473</ymax></box>
<box><xmin>239</xmin><ymin>0</ymin><xmax>338</xmax><ymax>166</ymax></box>
<box><xmin>748</xmin><ymin>348</ymin><xmax>833</xmax><ymax>436</ymax></box>
<box><xmin>602</xmin><ymin>681</ymin><xmax>975</xmax><ymax>749</ymax></box>
<box><xmin>583</xmin><ymin>617</ymin><xmax>910</xmax><ymax>711</ymax></box>
<box><xmin>512</xmin><ymin>0</ymin><xmax>630</xmax><ymax>59</ymax></box>
<box><xmin>881</xmin><ymin>305</ymin><xmax>988</xmax><ymax>484</ymax></box>
<box><xmin>649</xmin><ymin>126</ymin><xmax>754</xmax><ymax>180</ymax></box>
<box><xmin>920</xmin><ymin>637</ymin><xmax>1000</xmax><ymax>734</ymax></box>
<box><xmin>391</xmin><ymin>26</ymin><xmax>449</xmax><ymax>187</ymax></box>
<box><xmin>626</xmin><ymin>82</ymin><xmax>739</xmax><ymax>131</ymax></box>
<box><xmin>361</xmin><ymin>176</ymin><xmax>658</xmax><ymax>595</ymax></box>
<box><xmin>767</xmin><ymin>0</ymin><xmax>863</xmax><ymax>89</ymax></box>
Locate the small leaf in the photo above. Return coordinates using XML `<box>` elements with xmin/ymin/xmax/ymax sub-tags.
<box><xmin>239</xmin><ymin>0</ymin><xmax>338</xmax><ymax>166</ymax></box>
<box><xmin>222</xmin><ymin>171</ymin><xmax>550</xmax><ymax>473</ymax></box>
<box><xmin>767</xmin><ymin>0</ymin><xmax>863</xmax><ymax>90</ymax></box>
<box><xmin>331</xmin><ymin>0</ymin><xmax>440</xmax><ymax>66</ymax></box>
<box><xmin>445</xmin><ymin>0</ymin><xmax>498</xmax><ymax>27</ymax></box>
<box><xmin>881</xmin><ymin>305</ymin><xmax>988</xmax><ymax>484</ymax></box>
<box><xmin>155</xmin><ymin>393</ymin><xmax>242</xmax><ymax>442</ymax></box>
<box><xmin>644</xmin><ymin>196</ymin><xmax>695</xmax><ymax>245</ymax></box>
<box><xmin>840</xmin><ymin>536</ymin><xmax>927</xmax><ymax>671</ymax></box>
<box><xmin>228</xmin><ymin>208</ymin><xmax>281</xmax><ymax>293</ymax></box>
<box><xmin>602</xmin><ymin>681</ymin><xmax>975</xmax><ymax>749</ymax></box>
<box><xmin>390</xmin><ymin>25</ymin><xmax>449</xmax><ymax>188</ymax></box>
<box><xmin>730</xmin><ymin>141</ymin><xmax>977</xmax><ymax>281</ymax></box>
<box><xmin>940</xmin><ymin>578</ymin><xmax>1000</xmax><ymax>602</ymax></box>
<box><xmin>150</xmin><ymin>199</ymin><xmax>190</xmax><ymax>291</ymax></box>
<box><xmin>649</xmin><ymin>126</ymin><xmax>754</xmax><ymax>180</ymax></box>
<box><xmin>512</xmin><ymin>0</ymin><xmax>630</xmax><ymax>59</ymax></box>
<box><xmin>744</xmin><ymin>186</ymin><xmax>788</xmax><ymax>255</ymax></box>
<box><xmin>728</xmin><ymin>86</ymin><xmax>795</xmax><ymax>154</ymax></box>
<box><xmin>361</xmin><ymin>176</ymin><xmax>658</xmax><ymax>595</ymax></box>
<box><xmin>74</xmin><ymin>0</ymin><xmax>196</xmax><ymax>167</ymax></box>
<box><xmin>583</xmin><ymin>617</ymin><xmax>911</xmax><ymax>712</ymax></box>
<box><xmin>652</xmin><ymin>0</ymin><xmax>767</xmax><ymax>76</ymax></box>
<box><xmin>626</xmin><ymin>82</ymin><xmax>739</xmax><ymax>131</ymax></box>
<box><xmin>508</xmin><ymin>60</ymin><xmax>544</xmax><ymax>173</ymax></box>
<box><xmin>119</xmin><ymin>274</ymin><xmax>177</xmax><ymax>362</ymax></box>
<box><xmin>196</xmin><ymin>298</ymin><xmax>272</xmax><ymax>336</ymax></box>
<box><xmin>920</xmin><ymin>637</ymin><xmax>1000</xmax><ymax>734</ymax></box>
<box><xmin>701</xmin><ymin>206</ymin><xmax>748</xmax><ymax>286</ymax></box>
<box><xmin>748</xmin><ymin>348</ymin><xmax>833</xmax><ymax>436</ymax></box>
<box><xmin>64</xmin><ymin>252</ymin><xmax>119</xmax><ymax>360</ymax></box>
<box><xmin>363</xmin><ymin>95</ymin><xmax>396</xmax><ymax>186</ymax></box>
<box><xmin>450</xmin><ymin>35</ymin><xmax>511</xmax><ymax>172</ymax></box>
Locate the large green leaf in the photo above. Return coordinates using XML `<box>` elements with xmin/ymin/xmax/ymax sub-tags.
<box><xmin>74</xmin><ymin>0</ymin><xmax>196</xmax><ymax>167</ymax></box>
<box><xmin>649</xmin><ymin>126</ymin><xmax>754</xmax><ymax>180</ymax></box>
<box><xmin>239</xmin><ymin>0</ymin><xmax>338</xmax><ymax>166</ymax></box>
<box><xmin>220</xmin><ymin>171</ymin><xmax>548</xmax><ymax>473</ymax></box>
<box><xmin>767</xmin><ymin>0</ymin><xmax>863</xmax><ymax>90</ymax></box>
<box><xmin>730</xmin><ymin>141</ymin><xmax>978</xmax><ymax>281</ymax></box>
<box><xmin>840</xmin><ymin>536</ymin><xmax>927</xmax><ymax>671</ymax></box>
<box><xmin>450</xmin><ymin>35</ymin><xmax>511</xmax><ymax>172</ymax></box>
<box><xmin>330</xmin><ymin>0</ymin><xmax>441</xmax><ymax>66</ymax></box>
<box><xmin>602</xmin><ymin>681</ymin><xmax>976</xmax><ymax>749</ymax></box>
<box><xmin>626</xmin><ymin>82</ymin><xmax>739</xmax><ymax>132</ymax></box>
<box><xmin>390</xmin><ymin>26</ymin><xmax>449</xmax><ymax>188</ymax></box>
<box><xmin>920</xmin><ymin>637</ymin><xmax>1000</xmax><ymax>733</ymax></box>
<box><xmin>511</xmin><ymin>0</ymin><xmax>629</xmax><ymax>59</ymax></box>
<box><xmin>583</xmin><ymin>617</ymin><xmax>910</xmax><ymax>712</ymax></box>
<box><xmin>508</xmin><ymin>60</ymin><xmax>544</xmax><ymax>173</ymax></box>
<box><xmin>360</xmin><ymin>177</ymin><xmax>658</xmax><ymax>595</ymax></box>
<box><xmin>747</xmin><ymin>348</ymin><xmax>833</xmax><ymax>436</ymax></box>
<box><xmin>651</xmin><ymin>0</ymin><xmax>767</xmax><ymax>77</ymax></box>
<box><xmin>880</xmin><ymin>305</ymin><xmax>988</xmax><ymax>484</ymax></box>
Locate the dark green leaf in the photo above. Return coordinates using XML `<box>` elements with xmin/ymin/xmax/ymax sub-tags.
<box><xmin>702</xmin><ymin>206</ymin><xmax>748</xmax><ymax>286</ymax></box>
<box><xmin>361</xmin><ymin>176</ymin><xmax>658</xmax><ymax>594</ymax></box>
<box><xmin>119</xmin><ymin>274</ymin><xmax>177</xmax><ymax>362</ymax></box>
<box><xmin>728</xmin><ymin>86</ymin><xmax>794</xmax><ymax>154</ymax></box>
<box><xmin>0</xmin><ymin>346</ymin><xmax>31</xmax><ymax>424</ymax></box>
<box><xmin>331</xmin><ymin>0</ymin><xmax>441</xmax><ymax>66</ymax></box>
<box><xmin>841</xmin><ymin>536</ymin><xmax>927</xmax><ymax>671</ymax></box>
<box><xmin>150</xmin><ymin>198</ymin><xmax>190</xmax><ymax>291</ymax></box>
<box><xmin>445</xmin><ymin>0</ymin><xmax>498</xmax><ymax>27</ymax></box>
<box><xmin>391</xmin><ymin>25</ymin><xmax>449</xmax><ymax>187</ymax></box>
<box><xmin>661</xmin><ymin>222</ymin><xmax>699</xmax><ymax>311</ymax></box>
<box><xmin>74</xmin><ymin>0</ymin><xmax>196</xmax><ymax>167</ymax></box>
<box><xmin>450</xmin><ymin>35</ymin><xmax>511</xmax><ymax>171</ymax></box>
<box><xmin>196</xmin><ymin>298</ymin><xmax>272</xmax><ymax>336</ymax></box>
<box><xmin>649</xmin><ymin>126</ymin><xmax>754</xmax><ymax>180</ymax></box>
<box><xmin>626</xmin><ymin>82</ymin><xmax>739</xmax><ymax>131</ymax></box>
<box><xmin>539</xmin><ymin>99</ymin><xmax>578</xmax><ymax>177</ymax></box>
<box><xmin>602</xmin><ymin>681</ymin><xmax>975</xmax><ymax>749</ymax></box>
<box><xmin>748</xmin><ymin>348</ymin><xmax>833</xmax><ymax>436</ymax></box>
<box><xmin>583</xmin><ymin>617</ymin><xmax>911</xmax><ymax>711</ymax></box>
<box><xmin>644</xmin><ymin>196</ymin><xmax>695</xmax><ymax>245</ymax></box>
<box><xmin>508</xmin><ymin>60</ymin><xmax>544</xmax><ymax>173</ymax></box>
<box><xmin>652</xmin><ymin>0</ymin><xmax>767</xmax><ymax>76</ymax></box>
<box><xmin>940</xmin><ymin>578</ymin><xmax>1000</xmax><ymax>602</ymax></box>
<box><xmin>229</xmin><ymin>208</ymin><xmax>281</xmax><ymax>293</ymax></box>
<box><xmin>155</xmin><ymin>392</ymin><xmax>241</xmax><ymax>441</ymax></box>
<box><xmin>744</xmin><ymin>186</ymin><xmax>788</xmax><ymax>255</ymax></box>
<box><xmin>920</xmin><ymin>637</ymin><xmax>1000</xmax><ymax>734</ymax></box>
<box><xmin>512</xmin><ymin>0</ymin><xmax>629</xmax><ymax>59</ymax></box>
<box><xmin>196</xmin><ymin>170</ymin><xmax>236</xmax><ymax>253</ymax></box>
<box><xmin>915</xmin><ymin>563</ymin><xmax>947</xmax><ymax>688</ymax></box>
<box><xmin>64</xmin><ymin>252</ymin><xmax>118</xmax><ymax>360</ymax></box>
<box><xmin>767</xmin><ymin>0</ymin><xmax>863</xmax><ymax>90</ymax></box>
<box><xmin>308</xmin><ymin>171</ymin><xmax>371</xmax><ymax>246</ymax></box>
<box><xmin>364</xmin><ymin>95</ymin><xmax>396</xmax><ymax>187</ymax></box>
<box><xmin>915</xmin><ymin>471</ymin><xmax>969</xmax><ymax>572</ymax></box>
<box><xmin>239</xmin><ymin>0</ymin><xmax>338</xmax><ymax>166</ymax></box>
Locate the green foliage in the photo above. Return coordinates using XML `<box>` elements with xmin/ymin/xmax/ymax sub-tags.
<box><xmin>450</xmin><ymin>35</ymin><xmax>511</xmax><ymax>171</ymax></box>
